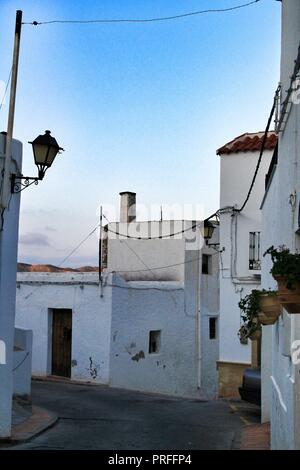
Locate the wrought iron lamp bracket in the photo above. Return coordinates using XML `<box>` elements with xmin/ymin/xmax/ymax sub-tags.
<box><xmin>11</xmin><ymin>174</ymin><xmax>42</xmax><ymax>194</ymax></box>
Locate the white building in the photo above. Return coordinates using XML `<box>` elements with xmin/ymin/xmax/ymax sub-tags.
<box><xmin>16</xmin><ymin>272</ymin><xmax>112</xmax><ymax>384</ymax></box>
<box><xmin>217</xmin><ymin>132</ymin><xmax>277</xmax><ymax>397</ymax></box>
<box><xmin>0</xmin><ymin>132</ymin><xmax>32</xmax><ymax>438</ymax></box>
<box><xmin>260</xmin><ymin>0</ymin><xmax>300</xmax><ymax>450</ymax></box>
<box><xmin>15</xmin><ymin>192</ymin><xmax>220</xmax><ymax>399</ymax></box>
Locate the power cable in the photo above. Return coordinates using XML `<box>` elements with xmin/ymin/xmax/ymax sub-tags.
<box><xmin>236</xmin><ymin>84</ymin><xmax>281</xmax><ymax>213</ymax></box>
<box><xmin>12</xmin><ymin>352</ymin><xmax>29</xmax><ymax>372</ymax></box>
<box><xmin>22</xmin><ymin>223</ymin><xmax>100</xmax><ymax>301</ymax></box>
<box><xmin>57</xmin><ymin>224</ymin><xmax>99</xmax><ymax>267</ymax></box>
<box><xmin>0</xmin><ymin>68</ymin><xmax>12</xmax><ymax>113</ymax></box>
<box><xmin>22</xmin><ymin>1</ymin><xmax>261</xmax><ymax>26</ymax></box>
<box><xmin>103</xmin><ymin>281</ymin><xmax>183</xmax><ymax>292</ymax></box>
<box><xmin>104</xmin><ymin>213</ymin><xmax>219</xmax><ymax>240</ymax></box>
<box><xmin>103</xmin><ymin>213</ymin><xmax>180</xmax><ymax>300</ymax></box>
<box><xmin>277</xmin><ymin>42</ymin><xmax>300</xmax><ymax>132</ymax></box>
<box><xmin>108</xmin><ymin>251</ymin><xmax>219</xmax><ymax>275</ymax></box>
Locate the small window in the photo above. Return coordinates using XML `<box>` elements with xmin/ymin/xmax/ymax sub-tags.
<box><xmin>202</xmin><ymin>254</ymin><xmax>212</xmax><ymax>275</ymax></box>
<box><xmin>209</xmin><ymin>317</ymin><xmax>217</xmax><ymax>340</ymax></box>
<box><xmin>149</xmin><ymin>330</ymin><xmax>161</xmax><ymax>354</ymax></box>
<box><xmin>249</xmin><ymin>232</ymin><xmax>261</xmax><ymax>270</ymax></box>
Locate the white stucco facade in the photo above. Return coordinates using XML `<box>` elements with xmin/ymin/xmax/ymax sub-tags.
<box><xmin>16</xmin><ymin>218</ymin><xmax>219</xmax><ymax>399</ymax></box>
<box><xmin>0</xmin><ymin>133</ymin><xmax>23</xmax><ymax>437</ymax></box>
<box><xmin>16</xmin><ymin>273</ymin><xmax>112</xmax><ymax>384</ymax></box>
<box><xmin>13</xmin><ymin>327</ymin><xmax>33</xmax><ymax>397</ymax></box>
<box><xmin>218</xmin><ymin>142</ymin><xmax>274</xmax><ymax>376</ymax></box>
<box><xmin>260</xmin><ymin>0</ymin><xmax>300</xmax><ymax>450</ymax></box>
<box><xmin>106</xmin><ymin>219</ymin><xmax>219</xmax><ymax>398</ymax></box>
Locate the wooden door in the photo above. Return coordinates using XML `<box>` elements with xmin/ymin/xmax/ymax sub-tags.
<box><xmin>52</xmin><ymin>309</ymin><xmax>72</xmax><ymax>378</ymax></box>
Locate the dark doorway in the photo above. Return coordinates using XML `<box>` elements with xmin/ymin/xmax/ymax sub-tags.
<box><xmin>52</xmin><ymin>309</ymin><xmax>72</xmax><ymax>378</ymax></box>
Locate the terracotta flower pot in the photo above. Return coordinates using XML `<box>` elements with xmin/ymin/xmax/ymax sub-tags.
<box><xmin>258</xmin><ymin>312</ymin><xmax>278</xmax><ymax>326</ymax></box>
<box><xmin>275</xmin><ymin>276</ymin><xmax>300</xmax><ymax>314</ymax></box>
<box><xmin>258</xmin><ymin>294</ymin><xmax>281</xmax><ymax>325</ymax></box>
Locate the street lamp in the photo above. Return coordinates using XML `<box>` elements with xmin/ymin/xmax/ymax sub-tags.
<box><xmin>11</xmin><ymin>130</ymin><xmax>64</xmax><ymax>193</ymax></box>
<box><xmin>202</xmin><ymin>218</ymin><xmax>220</xmax><ymax>249</ymax></box>
<box><xmin>203</xmin><ymin>219</ymin><xmax>215</xmax><ymax>242</ymax></box>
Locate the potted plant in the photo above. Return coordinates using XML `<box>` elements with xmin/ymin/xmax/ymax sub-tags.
<box><xmin>264</xmin><ymin>246</ymin><xmax>300</xmax><ymax>314</ymax></box>
<box><xmin>238</xmin><ymin>290</ymin><xmax>262</xmax><ymax>342</ymax></box>
<box><xmin>258</xmin><ymin>290</ymin><xmax>281</xmax><ymax>325</ymax></box>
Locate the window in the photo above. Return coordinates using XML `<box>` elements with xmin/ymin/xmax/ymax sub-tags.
<box><xmin>202</xmin><ymin>254</ymin><xmax>212</xmax><ymax>275</ymax></box>
<box><xmin>249</xmin><ymin>232</ymin><xmax>261</xmax><ymax>270</ymax></box>
<box><xmin>149</xmin><ymin>330</ymin><xmax>161</xmax><ymax>354</ymax></box>
<box><xmin>209</xmin><ymin>317</ymin><xmax>217</xmax><ymax>340</ymax></box>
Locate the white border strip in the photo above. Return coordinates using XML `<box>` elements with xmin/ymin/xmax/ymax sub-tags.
<box><xmin>271</xmin><ymin>375</ymin><xmax>288</xmax><ymax>413</ymax></box>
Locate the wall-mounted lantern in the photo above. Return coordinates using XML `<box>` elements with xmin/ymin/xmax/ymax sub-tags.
<box><xmin>11</xmin><ymin>130</ymin><xmax>64</xmax><ymax>193</ymax></box>
<box><xmin>203</xmin><ymin>219</ymin><xmax>215</xmax><ymax>242</ymax></box>
<box><xmin>202</xmin><ymin>218</ymin><xmax>220</xmax><ymax>249</ymax></box>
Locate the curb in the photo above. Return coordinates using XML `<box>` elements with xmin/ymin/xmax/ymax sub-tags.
<box><xmin>32</xmin><ymin>375</ymin><xmax>102</xmax><ymax>387</ymax></box>
<box><xmin>238</xmin><ymin>422</ymin><xmax>270</xmax><ymax>450</ymax></box>
<box><xmin>0</xmin><ymin>406</ymin><xmax>58</xmax><ymax>445</ymax></box>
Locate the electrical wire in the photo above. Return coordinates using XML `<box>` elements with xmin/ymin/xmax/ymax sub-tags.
<box><xmin>103</xmin><ymin>281</ymin><xmax>183</xmax><ymax>292</ymax></box>
<box><xmin>277</xmin><ymin>42</ymin><xmax>300</xmax><ymax>133</ymax></box>
<box><xmin>104</xmin><ymin>211</ymin><xmax>219</xmax><ymax>240</ymax></box>
<box><xmin>21</xmin><ymin>224</ymin><xmax>99</xmax><ymax>301</ymax></box>
<box><xmin>105</xmin><ymin>222</ymin><xmax>201</xmax><ymax>239</ymax></box>
<box><xmin>0</xmin><ymin>68</ymin><xmax>12</xmax><ymax>112</ymax></box>
<box><xmin>12</xmin><ymin>352</ymin><xmax>29</xmax><ymax>372</ymax></box>
<box><xmin>103</xmin><ymin>213</ymin><xmax>180</xmax><ymax>301</ymax></box>
<box><xmin>57</xmin><ymin>224</ymin><xmax>99</xmax><ymax>267</ymax></box>
<box><xmin>236</xmin><ymin>84</ymin><xmax>281</xmax><ymax>213</ymax></box>
<box><xmin>22</xmin><ymin>1</ymin><xmax>261</xmax><ymax>26</ymax></box>
<box><xmin>108</xmin><ymin>251</ymin><xmax>219</xmax><ymax>275</ymax></box>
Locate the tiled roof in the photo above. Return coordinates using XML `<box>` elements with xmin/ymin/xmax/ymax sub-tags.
<box><xmin>217</xmin><ymin>131</ymin><xmax>278</xmax><ymax>155</ymax></box>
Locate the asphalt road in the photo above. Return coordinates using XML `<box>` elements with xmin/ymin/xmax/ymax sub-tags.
<box><xmin>9</xmin><ymin>380</ymin><xmax>260</xmax><ymax>450</ymax></box>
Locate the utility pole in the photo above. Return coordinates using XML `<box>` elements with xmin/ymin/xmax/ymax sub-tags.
<box><xmin>99</xmin><ymin>205</ymin><xmax>104</xmax><ymax>297</ymax></box>
<box><xmin>0</xmin><ymin>10</ymin><xmax>22</xmax><ymax>209</ymax></box>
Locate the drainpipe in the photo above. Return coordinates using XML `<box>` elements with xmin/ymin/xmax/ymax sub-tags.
<box><xmin>196</xmin><ymin>229</ymin><xmax>203</xmax><ymax>390</ymax></box>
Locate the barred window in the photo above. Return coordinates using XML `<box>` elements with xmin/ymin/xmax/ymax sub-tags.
<box><xmin>249</xmin><ymin>232</ymin><xmax>261</xmax><ymax>270</ymax></box>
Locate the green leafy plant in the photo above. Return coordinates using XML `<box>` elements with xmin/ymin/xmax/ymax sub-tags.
<box><xmin>237</xmin><ymin>289</ymin><xmax>278</xmax><ymax>340</ymax></box>
<box><xmin>264</xmin><ymin>245</ymin><xmax>300</xmax><ymax>290</ymax></box>
<box><xmin>238</xmin><ymin>290</ymin><xmax>261</xmax><ymax>341</ymax></box>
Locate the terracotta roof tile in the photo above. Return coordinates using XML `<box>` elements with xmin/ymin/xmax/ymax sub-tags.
<box><xmin>217</xmin><ymin>131</ymin><xmax>277</xmax><ymax>155</ymax></box>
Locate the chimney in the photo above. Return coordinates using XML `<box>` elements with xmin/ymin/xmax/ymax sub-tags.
<box><xmin>119</xmin><ymin>191</ymin><xmax>136</xmax><ymax>223</ymax></box>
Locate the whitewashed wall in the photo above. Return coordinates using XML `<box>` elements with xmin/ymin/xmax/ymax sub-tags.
<box><xmin>200</xmin><ymin>246</ymin><xmax>219</xmax><ymax>398</ymax></box>
<box><xmin>0</xmin><ymin>134</ymin><xmax>23</xmax><ymax>437</ymax></box>
<box><xmin>16</xmin><ymin>222</ymin><xmax>219</xmax><ymax>399</ymax></box>
<box><xmin>219</xmin><ymin>148</ymin><xmax>273</xmax><ymax>366</ymax></box>
<box><xmin>13</xmin><ymin>327</ymin><xmax>33</xmax><ymax>397</ymax></box>
<box><xmin>107</xmin><ymin>221</ymin><xmax>219</xmax><ymax>398</ymax></box>
<box><xmin>261</xmin><ymin>0</ymin><xmax>300</xmax><ymax>449</ymax></box>
<box><xmin>16</xmin><ymin>273</ymin><xmax>112</xmax><ymax>384</ymax></box>
<box><xmin>109</xmin><ymin>275</ymin><xmax>200</xmax><ymax>397</ymax></box>
<box><xmin>107</xmin><ymin>220</ymin><xmax>195</xmax><ymax>281</ymax></box>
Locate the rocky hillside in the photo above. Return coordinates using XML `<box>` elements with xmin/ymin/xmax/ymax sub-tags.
<box><xmin>17</xmin><ymin>263</ymin><xmax>98</xmax><ymax>273</ymax></box>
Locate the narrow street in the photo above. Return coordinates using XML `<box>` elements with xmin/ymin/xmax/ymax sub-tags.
<box><xmin>6</xmin><ymin>380</ymin><xmax>260</xmax><ymax>450</ymax></box>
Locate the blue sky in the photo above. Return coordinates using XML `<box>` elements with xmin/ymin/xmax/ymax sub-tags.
<box><xmin>0</xmin><ymin>0</ymin><xmax>281</xmax><ymax>266</ymax></box>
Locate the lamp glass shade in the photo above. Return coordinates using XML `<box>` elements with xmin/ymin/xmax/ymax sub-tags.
<box><xmin>203</xmin><ymin>220</ymin><xmax>215</xmax><ymax>241</ymax></box>
<box><xmin>30</xmin><ymin>130</ymin><xmax>63</xmax><ymax>173</ymax></box>
<box><xmin>33</xmin><ymin>143</ymin><xmax>59</xmax><ymax>168</ymax></box>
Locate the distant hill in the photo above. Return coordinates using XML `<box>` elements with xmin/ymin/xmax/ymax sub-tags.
<box><xmin>17</xmin><ymin>263</ymin><xmax>98</xmax><ymax>273</ymax></box>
